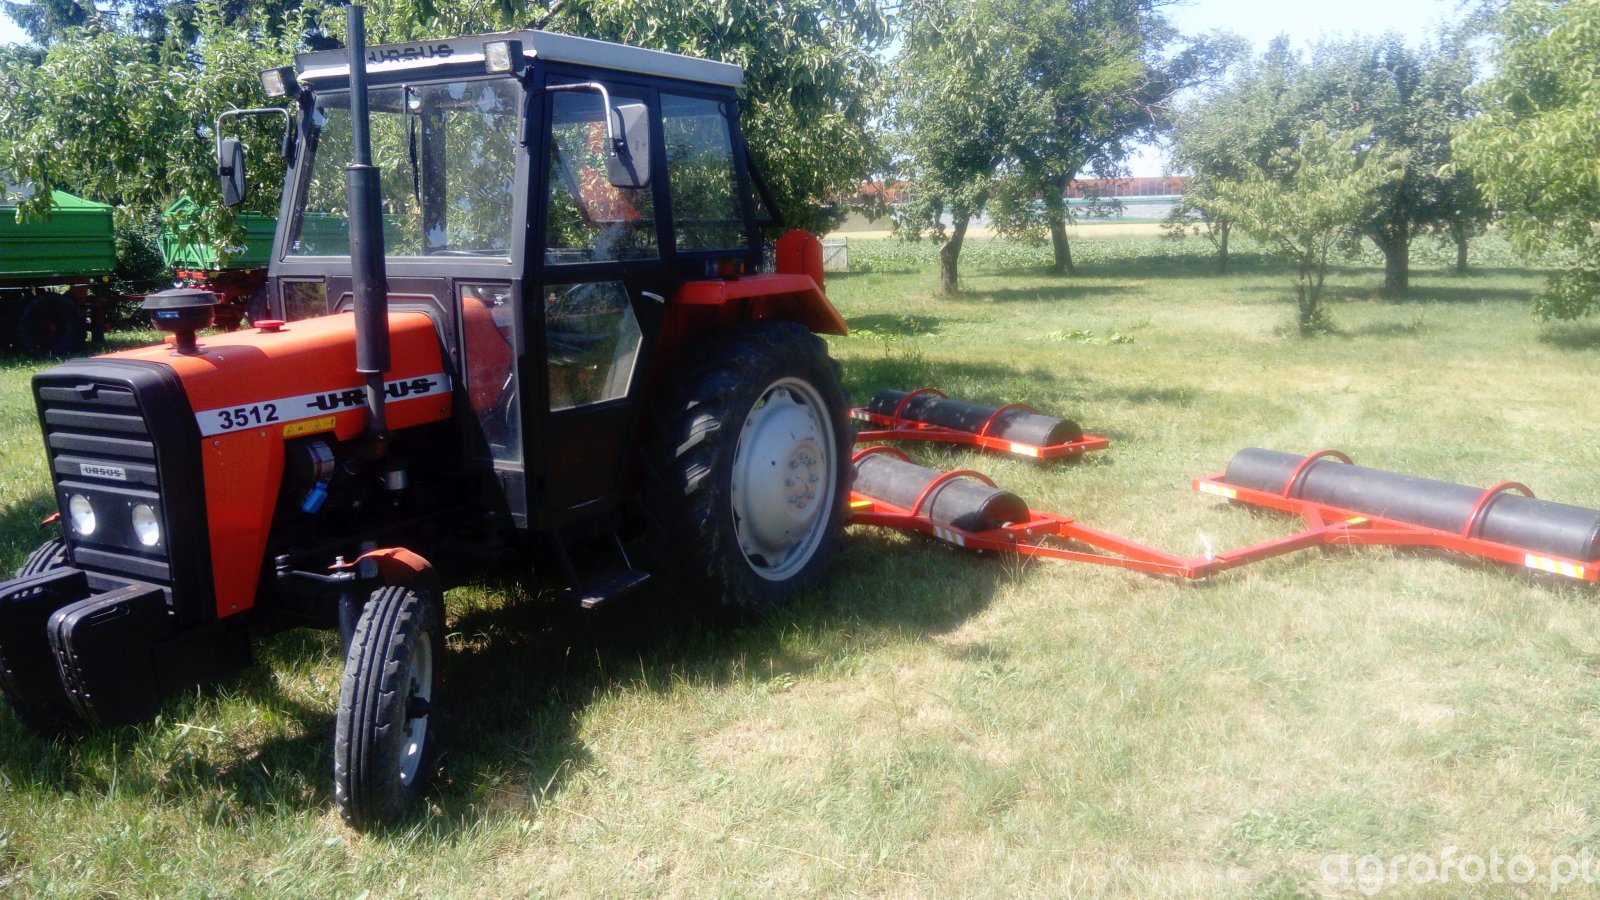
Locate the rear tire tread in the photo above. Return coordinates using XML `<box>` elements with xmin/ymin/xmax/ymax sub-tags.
<box><xmin>639</xmin><ymin>322</ymin><xmax>850</xmax><ymax>620</ymax></box>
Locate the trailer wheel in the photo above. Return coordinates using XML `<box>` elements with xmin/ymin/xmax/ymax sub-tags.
<box><xmin>16</xmin><ymin>294</ymin><xmax>87</xmax><ymax>357</ymax></box>
<box><xmin>642</xmin><ymin>322</ymin><xmax>850</xmax><ymax>620</ymax></box>
<box><xmin>333</xmin><ymin>584</ymin><xmax>443</xmax><ymax>829</ymax></box>
<box><xmin>0</xmin><ymin>538</ymin><xmax>83</xmax><ymax>734</ymax></box>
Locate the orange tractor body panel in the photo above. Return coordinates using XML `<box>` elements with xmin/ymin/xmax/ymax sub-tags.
<box><xmin>105</xmin><ymin>312</ymin><xmax>452</xmax><ymax>616</ymax></box>
<box><xmin>672</xmin><ymin>273</ymin><xmax>846</xmax><ymax>336</ymax></box>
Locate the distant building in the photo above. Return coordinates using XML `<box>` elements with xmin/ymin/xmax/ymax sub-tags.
<box><xmin>1063</xmin><ymin>176</ymin><xmax>1187</xmax><ymax>199</ymax></box>
<box><xmin>830</xmin><ymin>175</ymin><xmax>1191</xmax><ymax>233</ymax></box>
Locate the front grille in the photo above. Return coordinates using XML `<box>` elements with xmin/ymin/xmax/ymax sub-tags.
<box><xmin>36</xmin><ymin>381</ymin><xmax>172</xmax><ymax>590</ymax></box>
<box><xmin>32</xmin><ymin>361</ymin><xmax>213</xmax><ymax>625</ymax></box>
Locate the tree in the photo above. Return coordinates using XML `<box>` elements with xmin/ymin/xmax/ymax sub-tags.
<box><xmin>1455</xmin><ymin>0</ymin><xmax>1600</xmax><ymax>319</ymax></box>
<box><xmin>1165</xmin><ymin>36</ymin><xmax>1302</xmax><ymax>274</ymax></box>
<box><xmin>887</xmin><ymin>0</ymin><xmax>1034</xmax><ymax>294</ymax></box>
<box><xmin>981</xmin><ymin>0</ymin><xmax>1241</xmax><ymax>275</ymax></box>
<box><xmin>1199</xmin><ymin>123</ymin><xmax>1404</xmax><ymax>335</ymax></box>
<box><xmin>0</xmin><ymin>1</ymin><xmax>307</xmax><ymax>256</ymax></box>
<box><xmin>1299</xmin><ymin>31</ymin><xmax>1478</xmax><ymax>294</ymax></box>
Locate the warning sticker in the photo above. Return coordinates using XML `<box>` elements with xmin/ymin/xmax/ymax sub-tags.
<box><xmin>283</xmin><ymin>416</ymin><xmax>338</xmax><ymax>438</ymax></box>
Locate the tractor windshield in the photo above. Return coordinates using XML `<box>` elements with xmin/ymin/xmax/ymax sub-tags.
<box><xmin>286</xmin><ymin>77</ymin><xmax>521</xmax><ymax>259</ymax></box>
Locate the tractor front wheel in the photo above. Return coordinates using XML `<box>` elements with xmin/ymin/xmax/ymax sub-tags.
<box><xmin>16</xmin><ymin>294</ymin><xmax>87</xmax><ymax>357</ymax></box>
<box><xmin>642</xmin><ymin>322</ymin><xmax>850</xmax><ymax>620</ymax></box>
<box><xmin>0</xmin><ymin>538</ymin><xmax>85</xmax><ymax>734</ymax></box>
<box><xmin>333</xmin><ymin>584</ymin><xmax>443</xmax><ymax>829</ymax></box>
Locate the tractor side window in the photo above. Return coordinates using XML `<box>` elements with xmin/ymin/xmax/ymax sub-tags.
<box><xmin>459</xmin><ymin>282</ymin><xmax>521</xmax><ymax>465</ymax></box>
<box><xmin>661</xmin><ymin>94</ymin><xmax>743</xmax><ymax>251</ymax></box>
<box><xmin>281</xmin><ymin>279</ymin><xmax>327</xmax><ymax>321</ymax></box>
<box><xmin>544</xmin><ymin>89</ymin><xmax>658</xmax><ymax>265</ymax></box>
<box><xmin>544</xmin><ymin>281</ymin><xmax>642</xmax><ymax>411</ymax></box>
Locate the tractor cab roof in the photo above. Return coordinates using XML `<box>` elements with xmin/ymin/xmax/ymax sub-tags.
<box><xmin>294</xmin><ymin>29</ymin><xmax>744</xmax><ymax>90</ymax></box>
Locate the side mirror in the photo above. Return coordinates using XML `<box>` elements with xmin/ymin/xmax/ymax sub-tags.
<box><xmin>218</xmin><ymin>138</ymin><xmax>247</xmax><ymax>208</ymax></box>
<box><xmin>607</xmin><ymin>102</ymin><xmax>651</xmax><ymax>190</ymax></box>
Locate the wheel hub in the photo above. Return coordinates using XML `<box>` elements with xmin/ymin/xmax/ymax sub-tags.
<box><xmin>730</xmin><ymin>378</ymin><xmax>837</xmax><ymax>581</ymax></box>
<box><xmin>398</xmin><ymin>637</ymin><xmax>433</xmax><ymax>787</ymax></box>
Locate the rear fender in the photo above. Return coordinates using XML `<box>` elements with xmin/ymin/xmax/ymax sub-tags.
<box><xmin>670</xmin><ymin>232</ymin><xmax>846</xmax><ymax>336</ymax></box>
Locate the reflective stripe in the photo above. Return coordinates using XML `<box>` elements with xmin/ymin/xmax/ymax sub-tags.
<box><xmin>1197</xmin><ymin>482</ymin><xmax>1238</xmax><ymax>499</ymax></box>
<box><xmin>1524</xmin><ymin>554</ymin><xmax>1585</xmax><ymax>579</ymax></box>
<box><xmin>1009</xmin><ymin>442</ymin><xmax>1041</xmax><ymax>457</ymax></box>
<box><xmin>932</xmin><ymin>526</ymin><xmax>966</xmax><ymax>547</ymax></box>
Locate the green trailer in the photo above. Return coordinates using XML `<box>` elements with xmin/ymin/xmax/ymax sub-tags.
<box><xmin>0</xmin><ymin>185</ymin><xmax>114</xmax><ymax>355</ymax></box>
<box><xmin>158</xmin><ymin>197</ymin><xmax>277</xmax><ymax>271</ymax></box>
<box><xmin>158</xmin><ymin>198</ymin><xmax>277</xmax><ymax>329</ymax></box>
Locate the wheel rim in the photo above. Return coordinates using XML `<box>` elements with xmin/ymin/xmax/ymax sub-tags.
<box><xmin>398</xmin><ymin>635</ymin><xmax>433</xmax><ymax>787</ymax></box>
<box><xmin>729</xmin><ymin>376</ymin><xmax>837</xmax><ymax>581</ymax></box>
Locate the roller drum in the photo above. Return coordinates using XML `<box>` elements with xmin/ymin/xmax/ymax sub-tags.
<box><xmin>868</xmin><ymin>390</ymin><xmax>1083</xmax><ymax>447</ymax></box>
<box><xmin>854</xmin><ymin>453</ymin><xmax>1030</xmax><ymax>532</ymax></box>
<box><xmin>1223</xmin><ymin>448</ymin><xmax>1600</xmax><ymax>562</ymax></box>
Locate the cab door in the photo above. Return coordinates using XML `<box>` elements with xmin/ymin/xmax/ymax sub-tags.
<box><xmin>529</xmin><ymin>72</ymin><xmax>666</xmax><ymax>520</ymax></box>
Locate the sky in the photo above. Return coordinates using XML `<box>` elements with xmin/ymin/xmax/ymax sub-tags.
<box><xmin>0</xmin><ymin>0</ymin><xmax>1467</xmax><ymax>175</ymax></box>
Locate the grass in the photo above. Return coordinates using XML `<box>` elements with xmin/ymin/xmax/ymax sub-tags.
<box><xmin>3</xmin><ymin>231</ymin><xmax>1600</xmax><ymax>895</ymax></box>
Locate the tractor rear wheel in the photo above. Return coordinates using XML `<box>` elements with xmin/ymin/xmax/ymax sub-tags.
<box><xmin>641</xmin><ymin>322</ymin><xmax>850</xmax><ymax>620</ymax></box>
<box><xmin>333</xmin><ymin>584</ymin><xmax>443</xmax><ymax>829</ymax></box>
<box><xmin>16</xmin><ymin>294</ymin><xmax>87</xmax><ymax>357</ymax></box>
<box><xmin>0</xmin><ymin>538</ymin><xmax>84</xmax><ymax>734</ymax></box>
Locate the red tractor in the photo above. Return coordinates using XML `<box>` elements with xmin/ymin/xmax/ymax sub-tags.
<box><xmin>0</xmin><ymin>12</ymin><xmax>850</xmax><ymax>829</ymax></box>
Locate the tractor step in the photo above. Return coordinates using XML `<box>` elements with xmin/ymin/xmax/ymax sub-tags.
<box><xmin>564</xmin><ymin>570</ymin><xmax>653</xmax><ymax>609</ymax></box>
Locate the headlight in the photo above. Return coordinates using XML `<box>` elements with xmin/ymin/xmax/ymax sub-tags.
<box><xmin>68</xmin><ymin>494</ymin><xmax>96</xmax><ymax>536</ymax></box>
<box><xmin>484</xmin><ymin>39</ymin><xmax>524</xmax><ymax>75</ymax></box>
<box><xmin>131</xmin><ymin>504</ymin><xmax>161</xmax><ymax>547</ymax></box>
<box><xmin>259</xmin><ymin>66</ymin><xmax>299</xmax><ymax>99</ymax></box>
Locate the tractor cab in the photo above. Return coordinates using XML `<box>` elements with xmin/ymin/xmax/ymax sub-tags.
<box><xmin>241</xmin><ymin>31</ymin><xmax>787</xmax><ymax>528</ymax></box>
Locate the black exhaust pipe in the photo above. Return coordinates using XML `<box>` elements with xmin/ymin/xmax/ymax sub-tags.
<box><xmin>344</xmin><ymin>5</ymin><xmax>389</xmax><ymax>436</ymax></box>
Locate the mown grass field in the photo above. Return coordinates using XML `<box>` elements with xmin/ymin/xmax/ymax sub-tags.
<box><xmin>3</xmin><ymin>232</ymin><xmax>1600</xmax><ymax>896</ymax></box>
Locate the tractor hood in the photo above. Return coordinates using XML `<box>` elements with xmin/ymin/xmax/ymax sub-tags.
<box><xmin>102</xmin><ymin>312</ymin><xmax>452</xmax><ymax>613</ymax></box>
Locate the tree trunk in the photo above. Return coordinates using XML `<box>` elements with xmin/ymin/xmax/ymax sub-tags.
<box><xmin>1046</xmin><ymin>178</ymin><xmax>1074</xmax><ymax>274</ymax></box>
<box><xmin>1217</xmin><ymin>222</ymin><xmax>1230</xmax><ymax>275</ymax></box>
<box><xmin>1049</xmin><ymin>219</ymin><xmax>1074</xmax><ymax>275</ymax></box>
<box><xmin>1453</xmin><ymin>222</ymin><xmax>1469</xmax><ymax>275</ymax></box>
<box><xmin>939</xmin><ymin>215</ymin><xmax>969</xmax><ymax>295</ymax></box>
<box><xmin>1377</xmin><ymin>232</ymin><xmax>1410</xmax><ymax>295</ymax></box>
<box><xmin>1296</xmin><ymin>264</ymin><xmax>1315</xmax><ymax>335</ymax></box>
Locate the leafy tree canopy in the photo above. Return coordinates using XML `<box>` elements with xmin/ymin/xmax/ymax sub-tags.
<box><xmin>1199</xmin><ymin>122</ymin><xmax>1405</xmax><ymax>335</ymax></box>
<box><xmin>889</xmin><ymin>0</ymin><xmax>1223</xmax><ymax>293</ymax></box>
<box><xmin>1455</xmin><ymin>0</ymin><xmax>1600</xmax><ymax>319</ymax></box>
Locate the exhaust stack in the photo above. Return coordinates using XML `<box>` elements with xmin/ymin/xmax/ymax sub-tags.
<box><xmin>344</xmin><ymin>4</ymin><xmax>390</xmax><ymax>435</ymax></box>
